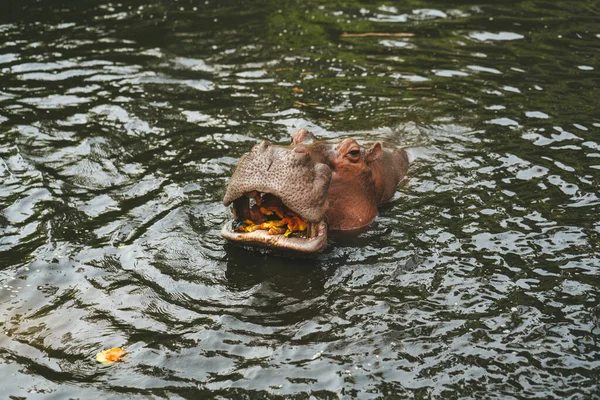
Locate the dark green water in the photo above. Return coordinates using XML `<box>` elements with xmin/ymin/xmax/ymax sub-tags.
<box><xmin>1</xmin><ymin>1</ymin><xmax>599</xmax><ymax>398</ymax></box>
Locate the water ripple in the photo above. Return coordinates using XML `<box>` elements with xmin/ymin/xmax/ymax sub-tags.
<box><xmin>0</xmin><ymin>1</ymin><xmax>599</xmax><ymax>398</ymax></box>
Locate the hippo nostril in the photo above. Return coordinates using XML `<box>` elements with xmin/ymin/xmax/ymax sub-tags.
<box><xmin>257</xmin><ymin>140</ymin><xmax>270</xmax><ymax>152</ymax></box>
<box><xmin>292</xmin><ymin>128</ymin><xmax>316</xmax><ymax>145</ymax></box>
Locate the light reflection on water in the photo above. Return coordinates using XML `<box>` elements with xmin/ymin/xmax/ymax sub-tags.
<box><xmin>1</xmin><ymin>1</ymin><xmax>599</xmax><ymax>398</ymax></box>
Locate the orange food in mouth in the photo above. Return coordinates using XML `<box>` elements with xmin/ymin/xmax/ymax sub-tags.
<box><xmin>234</xmin><ymin>205</ymin><xmax>308</xmax><ymax>237</ymax></box>
<box><xmin>259</xmin><ymin>206</ymin><xmax>285</xmax><ymax>219</ymax></box>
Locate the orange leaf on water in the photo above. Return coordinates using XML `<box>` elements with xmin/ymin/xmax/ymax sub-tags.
<box><xmin>96</xmin><ymin>347</ymin><xmax>126</xmax><ymax>364</ymax></box>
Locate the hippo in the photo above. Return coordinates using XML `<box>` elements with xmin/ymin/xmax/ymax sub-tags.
<box><xmin>221</xmin><ymin>128</ymin><xmax>409</xmax><ymax>253</ymax></box>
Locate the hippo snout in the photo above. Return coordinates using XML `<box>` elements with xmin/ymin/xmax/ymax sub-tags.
<box><xmin>221</xmin><ymin>138</ymin><xmax>332</xmax><ymax>254</ymax></box>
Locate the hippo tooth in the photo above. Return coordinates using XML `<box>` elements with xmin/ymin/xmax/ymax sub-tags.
<box><xmin>233</xmin><ymin>196</ymin><xmax>250</xmax><ymax>221</ymax></box>
<box><xmin>312</xmin><ymin>223</ymin><xmax>320</xmax><ymax>238</ymax></box>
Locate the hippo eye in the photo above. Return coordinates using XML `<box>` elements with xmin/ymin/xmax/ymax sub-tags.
<box><xmin>348</xmin><ymin>149</ymin><xmax>361</xmax><ymax>157</ymax></box>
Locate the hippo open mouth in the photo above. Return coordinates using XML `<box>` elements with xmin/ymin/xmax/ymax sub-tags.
<box><xmin>221</xmin><ymin>140</ymin><xmax>332</xmax><ymax>254</ymax></box>
<box><xmin>221</xmin><ymin>191</ymin><xmax>328</xmax><ymax>254</ymax></box>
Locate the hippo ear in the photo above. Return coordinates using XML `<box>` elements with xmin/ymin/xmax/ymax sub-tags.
<box><xmin>365</xmin><ymin>142</ymin><xmax>382</xmax><ymax>164</ymax></box>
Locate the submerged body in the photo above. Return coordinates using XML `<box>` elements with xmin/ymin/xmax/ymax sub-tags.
<box><xmin>222</xmin><ymin>129</ymin><xmax>409</xmax><ymax>253</ymax></box>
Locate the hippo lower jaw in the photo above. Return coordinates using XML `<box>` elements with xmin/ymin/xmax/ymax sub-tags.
<box><xmin>221</xmin><ymin>219</ymin><xmax>327</xmax><ymax>254</ymax></box>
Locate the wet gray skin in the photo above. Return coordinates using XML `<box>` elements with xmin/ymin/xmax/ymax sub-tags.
<box><xmin>222</xmin><ymin>140</ymin><xmax>332</xmax><ymax>253</ymax></box>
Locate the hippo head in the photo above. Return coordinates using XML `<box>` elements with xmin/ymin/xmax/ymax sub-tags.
<box><xmin>222</xmin><ymin>135</ymin><xmax>332</xmax><ymax>253</ymax></box>
<box><xmin>222</xmin><ymin>129</ymin><xmax>408</xmax><ymax>254</ymax></box>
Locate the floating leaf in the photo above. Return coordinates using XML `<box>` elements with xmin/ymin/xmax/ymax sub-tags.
<box><xmin>96</xmin><ymin>347</ymin><xmax>126</xmax><ymax>364</ymax></box>
<box><xmin>294</xmin><ymin>101</ymin><xmax>318</xmax><ymax>107</ymax></box>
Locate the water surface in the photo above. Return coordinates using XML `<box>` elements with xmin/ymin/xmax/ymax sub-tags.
<box><xmin>1</xmin><ymin>1</ymin><xmax>599</xmax><ymax>398</ymax></box>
